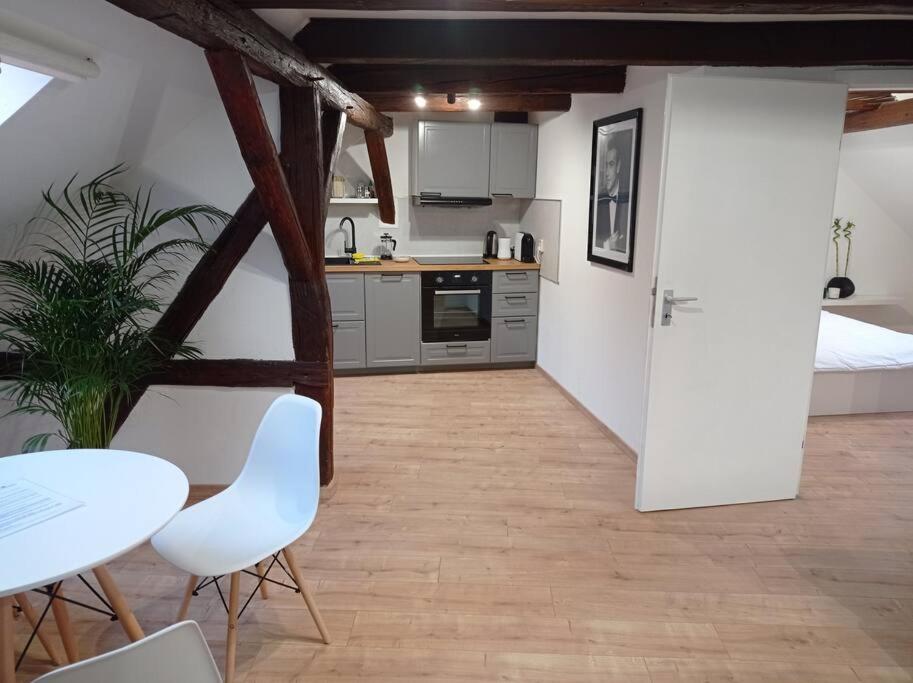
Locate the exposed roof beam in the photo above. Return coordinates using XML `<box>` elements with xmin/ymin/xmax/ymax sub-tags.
<box><xmin>297</xmin><ymin>19</ymin><xmax>913</xmax><ymax>67</ymax></box>
<box><xmin>366</xmin><ymin>93</ymin><xmax>571</xmax><ymax>111</ymax></box>
<box><xmin>236</xmin><ymin>0</ymin><xmax>913</xmax><ymax>13</ymax></box>
<box><xmin>330</xmin><ymin>65</ymin><xmax>626</xmax><ymax>94</ymax></box>
<box><xmin>105</xmin><ymin>0</ymin><xmax>392</xmax><ymax>135</ymax></box>
<box><xmin>844</xmin><ymin>97</ymin><xmax>913</xmax><ymax>132</ymax></box>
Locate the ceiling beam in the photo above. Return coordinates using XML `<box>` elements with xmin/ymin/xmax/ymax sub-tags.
<box><xmin>105</xmin><ymin>0</ymin><xmax>392</xmax><ymax>135</ymax></box>
<box><xmin>366</xmin><ymin>93</ymin><xmax>571</xmax><ymax>111</ymax></box>
<box><xmin>237</xmin><ymin>0</ymin><xmax>913</xmax><ymax>12</ymax></box>
<box><xmin>297</xmin><ymin>19</ymin><xmax>913</xmax><ymax>67</ymax></box>
<box><xmin>330</xmin><ymin>65</ymin><xmax>626</xmax><ymax>94</ymax></box>
<box><xmin>844</xmin><ymin>97</ymin><xmax>913</xmax><ymax>133</ymax></box>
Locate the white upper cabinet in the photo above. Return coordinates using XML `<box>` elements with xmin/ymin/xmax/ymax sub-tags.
<box><xmin>412</xmin><ymin>121</ymin><xmax>491</xmax><ymax>197</ymax></box>
<box><xmin>489</xmin><ymin>123</ymin><xmax>538</xmax><ymax>199</ymax></box>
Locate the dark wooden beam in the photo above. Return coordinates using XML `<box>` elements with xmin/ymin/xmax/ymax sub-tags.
<box><xmin>154</xmin><ymin>191</ymin><xmax>267</xmax><ymax>344</ymax></box>
<box><xmin>238</xmin><ymin>0</ymin><xmax>913</xmax><ymax>13</ymax></box>
<box><xmin>149</xmin><ymin>359</ymin><xmax>328</xmax><ymax>388</ymax></box>
<box><xmin>105</xmin><ymin>0</ymin><xmax>392</xmax><ymax>135</ymax></box>
<box><xmin>297</xmin><ymin>19</ymin><xmax>913</xmax><ymax>67</ymax></box>
<box><xmin>367</xmin><ymin>93</ymin><xmax>572</xmax><ymax>112</ymax></box>
<box><xmin>844</xmin><ymin>97</ymin><xmax>913</xmax><ymax>133</ymax></box>
<box><xmin>207</xmin><ymin>50</ymin><xmax>318</xmax><ymax>281</ymax></box>
<box><xmin>364</xmin><ymin>130</ymin><xmax>396</xmax><ymax>223</ymax></box>
<box><xmin>280</xmin><ymin>86</ymin><xmax>342</xmax><ymax>486</ymax></box>
<box><xmin>331</xmin><ymin>65</ymin><xmax>626</xmax><ymax>95</ymax></box>
<box><xmin>114</xmin><ymin>190</ymin><xmax>268</xmax><ymax>430</ymax></box>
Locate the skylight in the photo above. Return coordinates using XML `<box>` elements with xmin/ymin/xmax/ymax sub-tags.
<box><xmin>0</xmin><ymin>63</ymin><xmax>52</xmax><ymax>126</ymax></box>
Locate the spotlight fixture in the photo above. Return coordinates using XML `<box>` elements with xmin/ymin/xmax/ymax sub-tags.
<box><xmin>414</xmin><ymin>94</ymin><xmax>427</xmax><ymax>108</ymax></box>
<box><xmin>447</xmin><ymin>93</ymin><xmax>456</xmax><ymax>105</ymax></box>
<box><xmin>467</xmin><ymin>97</ymin><xmax>482</xmax><ymax>111</ymax></box>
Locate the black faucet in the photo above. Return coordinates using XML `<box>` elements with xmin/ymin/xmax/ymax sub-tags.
<box><xmin>340</xmin><ymin>217</ymin><xmax>356</xmax><ymax>255</ymax></box>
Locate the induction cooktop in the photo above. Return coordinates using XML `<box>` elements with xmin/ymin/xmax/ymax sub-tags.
<box><xmin>413</xmin><ymin>256</ymin><xmax>487</xmax><ymax>265</ymax></box>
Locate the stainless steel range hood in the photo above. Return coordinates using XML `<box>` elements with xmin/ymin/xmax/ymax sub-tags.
<box><xmin>412</xmin><ymin>193</ymin><xmax>492</xmax><ymax>208</ymax></box>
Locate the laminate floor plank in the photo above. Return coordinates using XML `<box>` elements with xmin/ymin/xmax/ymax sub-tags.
<box><xmin>12</xmin><ymin>370</ymin><xmax>913</xmax><ymax>680</ymax></box>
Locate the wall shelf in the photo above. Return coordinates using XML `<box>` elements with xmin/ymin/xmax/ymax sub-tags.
<box><xmin>329</xmin><ymin>198</ymin><xmax>378</xmax><ymax>205</ymax></box>
<box><xmin>822</xmin><ymin>295</ymin><xmax>904</xmax><ymax>307</ymax></box>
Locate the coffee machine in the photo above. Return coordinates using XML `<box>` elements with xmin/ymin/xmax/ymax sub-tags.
<box><xmin>520</xmin><ymin>233</ymin><xmax>536</xmax><ymax>263</ymax></box>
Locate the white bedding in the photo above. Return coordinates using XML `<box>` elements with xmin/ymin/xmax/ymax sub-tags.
<box><xmin>816</xmin><ymin>310</ymin><xmax>913</xmax><ymax>372</ymax></box>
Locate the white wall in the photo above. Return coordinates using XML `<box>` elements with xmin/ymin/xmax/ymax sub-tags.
<box><xmin>828</xmin><ymin>127</ymin><xmax>913</xmax><ymax>332</ymax></box>
<box><xmin>531</xmin><ymin>67</ymin><xmax>677</xmax><ymax>454</ymax></box>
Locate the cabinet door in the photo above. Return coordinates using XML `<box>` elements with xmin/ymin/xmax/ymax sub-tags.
<box><xmin>490</xmin><ymin>123</ymin><xmax>538</xmax><ymax>199</ymax></box>
<box><xmin>332</xmin><ymin>321</ymin><xmax>366</xmax><ymax>370</ymax></box>
<box><xmin>365</xmin><ymin>273</ymin><xmax>421</xmax><ymax>368</ymax></box>
<box><xmin>493</xmin><ymin>292</ymin><xmax>539</xmax><ymax>318</ymax></box>
<box><xmin>493</xmin><ymin>270</ymin><xmax>539</xmax><ymax>294</ymax></box>
<box><xmin>413</xmin><ymin>121</ymin><xmax>491</xmax><ymax>197</ymax></box>
<box><xmin>492</xmin><ymin>316</ymin><xmax>538</xmax><ymax>363</ymax></box>
<box><xmin>327</xmin><ymin>274</ymin><xmax>365</xmax><ymax>321</ymax></box>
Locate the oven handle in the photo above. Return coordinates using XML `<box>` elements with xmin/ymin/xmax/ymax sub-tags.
<box><xmin>434</xmin><ymin>289</ymin><xmax>482</xmax><ymax>295</ymax></box>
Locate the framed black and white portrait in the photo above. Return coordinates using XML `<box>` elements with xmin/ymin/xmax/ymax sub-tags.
<box><xmin>587</xmin><ymin>108</ymin><xmax>643</xmax><ymax>272</ymax></box>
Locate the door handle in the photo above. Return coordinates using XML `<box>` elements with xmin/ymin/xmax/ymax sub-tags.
<box><xmin>661</xmin><ymin>289</ymin><xmax>698</xmax><ymax>326</ymax></box>
<box><xmin>663</xmin><ymin>295</ymin><xmax>698</xmax><ymax>305</ymax></box>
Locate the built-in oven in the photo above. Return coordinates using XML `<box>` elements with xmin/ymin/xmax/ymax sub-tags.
<box><xmin>421</xmin><ymin>271</ymin><xmax>492</xmax><ymax>342</ymax></box>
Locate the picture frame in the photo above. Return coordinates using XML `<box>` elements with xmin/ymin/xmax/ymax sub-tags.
<box><xmin>586</xmin><ymin>108</ymin><xmax>643</xmax><ymax>272</ymax></box>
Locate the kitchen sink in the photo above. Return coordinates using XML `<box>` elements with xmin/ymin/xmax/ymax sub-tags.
<box><xmin>324</xmin><ymin>256</ymin><xmax>382</xmax><ymax>266</ymax></box>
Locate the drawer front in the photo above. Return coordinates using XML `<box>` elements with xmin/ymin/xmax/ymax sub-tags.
<box><xmin>332</xmin><ymin>321</ymin><xmax>366</xmax><ymax>369</ymax></box>
<box><xmin>491</xmin><ymin>316</ymin><xmax>538</xmax><ymax>363</ymax></box>
<box><xmin>327</xmin><ymin>273</ymin><xmax>365</xmax><ymax>321</ymax></box>
<box><xmin>493</xmin><ymin>270</ymin><xmax>539</xmax><ymax>294</ymax></box>
<box><xmin>421</xmin><ymin>341</ymin><xmax>491</xmax><ymax>366</ymax></box>
<box><xmin>492</xmin><ymin>291</ymin><xmax>539</xmax><ymax>318</ymax></box>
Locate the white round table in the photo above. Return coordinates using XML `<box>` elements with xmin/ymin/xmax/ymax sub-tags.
<box><xmin>0</xmin><ymin>449</ymin><xmax>188</xmax><ymax>681</ymax></box>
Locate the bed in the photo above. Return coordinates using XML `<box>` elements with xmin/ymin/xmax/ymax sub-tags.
<box><xmin>810</xmin><ymin>310</ymin><xmax>913</xmax><ymax>416</ymax></box>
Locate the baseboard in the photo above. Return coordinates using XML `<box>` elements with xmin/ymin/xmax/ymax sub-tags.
<box><xmin>536</xmin><ymin>364</ymin><xmax>638</xmax><ymax>464</ymax></box>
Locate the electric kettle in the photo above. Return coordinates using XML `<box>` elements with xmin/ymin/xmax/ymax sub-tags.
<box><xmin>379</xmin><ymin>232</ymin><xmax>397</xmax><ymax>260</ymax></box>
<box><xmin>484</xmin><ymin>230</ymin><xmax>498</xmax><ymax>258</ymax></box>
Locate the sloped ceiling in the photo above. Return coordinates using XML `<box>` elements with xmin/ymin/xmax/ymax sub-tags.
<box><xmin>840</xmin><ymin>125</ymin><xmax>913</xmax><ymax>243</ymax></box>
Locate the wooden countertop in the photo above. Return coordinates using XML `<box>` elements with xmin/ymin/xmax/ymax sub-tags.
<box><xmin>324</xmin><ymin>258</ymin><xmax>541</xmax><ymax>273</ymax></box>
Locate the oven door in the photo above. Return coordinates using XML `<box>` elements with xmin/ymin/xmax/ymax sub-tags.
<box><xmin>422</xmin><ymin>286</ymin><xmax>491</xmax><ymax>342</ymax></box>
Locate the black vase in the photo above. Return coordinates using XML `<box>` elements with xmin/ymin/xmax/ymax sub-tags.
<box><xmin>826</xmin><ymin>276</ymin><xmax>855</xmax><ymax>299</ymax></box>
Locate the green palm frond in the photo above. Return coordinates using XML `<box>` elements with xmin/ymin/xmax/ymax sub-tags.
<box><xmin>0</xmin><ymin>165</ymin><xmax>228</xmax><ymax>451</ymax></box>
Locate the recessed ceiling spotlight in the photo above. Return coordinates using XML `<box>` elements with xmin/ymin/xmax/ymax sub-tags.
<box><xmin>467</xmin><ymin>97</ymin><xmax>481</xmax><ymax>111</ymax></box>
<box><xmin>414</xmin><ymin>94</ymin><xmax>427</xmax><ymax>108</ymax></box>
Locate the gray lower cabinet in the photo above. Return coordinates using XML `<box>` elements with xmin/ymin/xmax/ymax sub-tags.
<box><xmin>493</xmin><ymin>270</ymin><xmax>539</xmax><ymax>294</ymax></box>
<box><xmin>365</xmin><ymin>273</ymin><xmax>421</xmax><ymax>368</ymax></box>
<box><xmin>492</xmin><ymin>316</ymin><xmax>538</xmax><ymax>363</ymax></box>
<box><xmin>421</xmin><ymin>341</ymin><xmax>490</xmax><ymax>366</ymax></box>
<box><xmin>332</xmin><ymin>321</ymin><xmax>366</xmax><ymax>369</ymax></box>
<box><xmin>327</xmin><ymin>273</ymin><xmax>365</xmax><ymax>321</ymax></box>
<box><xmin>493</xmin><ymin>291</ymin><xmax>539</xmax><ymax>318</ymax></box>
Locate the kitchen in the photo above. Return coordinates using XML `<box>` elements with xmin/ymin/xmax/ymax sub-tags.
<box><xmin>323</xmin><ymin>113</ymin><xmax>556</xmax><ymax>373</ymax></box>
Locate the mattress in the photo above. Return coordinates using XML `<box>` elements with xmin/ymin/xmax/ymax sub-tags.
<box><xmin>816</xmin><ymin>310</ymin><xmax>913</xmax><ymax>372</ymax></box>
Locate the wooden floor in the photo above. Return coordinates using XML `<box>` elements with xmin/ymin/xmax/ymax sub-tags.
<box><xmin>13</xmin><ymin>369</ymin><xmax>913</xmax><ymax>681</ymax></box>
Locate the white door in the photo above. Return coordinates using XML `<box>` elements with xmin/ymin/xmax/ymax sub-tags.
<box><xmin>635</xmin><ymin>75</ymin><xmax>847</xmax><ymax>512</ymax></box>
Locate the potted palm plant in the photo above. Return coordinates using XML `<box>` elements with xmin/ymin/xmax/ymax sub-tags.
<box><xmin>0</xmin><ymin>166</ymin><xmax>229</xmax><ymax>451</ymax></box>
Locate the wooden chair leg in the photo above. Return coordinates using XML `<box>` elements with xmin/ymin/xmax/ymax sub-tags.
<box><xmin>281</xmin><ymin>547</ymin><xmax>330</xmax><ymax>644</ymax></box>
<box><xmin>225</xmin><ymin>572</ymin><xmax>240</xmax><ymax>683</ymax></box>
<box><xmin>92</xmin><ymin>566</ymin><xmax>144</xmax><ymax>642</ymax></box>
<box><xmin>50</xmin><ymin>584</ymin><xmax>79</xmax><ymax>663</ymax></box>
<box><xmin>177</xmin><ymin>575</ymin><xmax>199</xmax><ymax>621</ymax></box>
<box><xmin>255</xmin><ymin>562</ymin><xmax>269</xmax><ymax>600</ymax></box>
<box><xmin>1</xmin><ymin>596</ymin><xmax>14</xmax><ymax>683</ymax></box>
<box><xmin>13</xmin><ymin>593</ymin><xmax>63</xmax><ymax>666</ymax></box>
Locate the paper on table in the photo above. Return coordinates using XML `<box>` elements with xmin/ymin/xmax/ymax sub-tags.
<box><xmin>0</xmin><ymin>479</ymin><xmax>84</xmax><ymax>540</ymax></box>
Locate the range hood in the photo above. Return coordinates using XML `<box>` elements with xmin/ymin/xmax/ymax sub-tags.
<box><xmin>413</xmin><ymin>193</ymin><xmax>492</xmax><ymax>207</ymax></box>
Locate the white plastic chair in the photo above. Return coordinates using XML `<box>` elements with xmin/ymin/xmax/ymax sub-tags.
<box><xmin>150</xmin><ymin>394</ymin><xmax>329</xmax><ymax>682</ymax></box>
<box><xmin>34</xmin><ymin>621</ymin><xmax>220</xmax><ymax>682</ymax></box>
